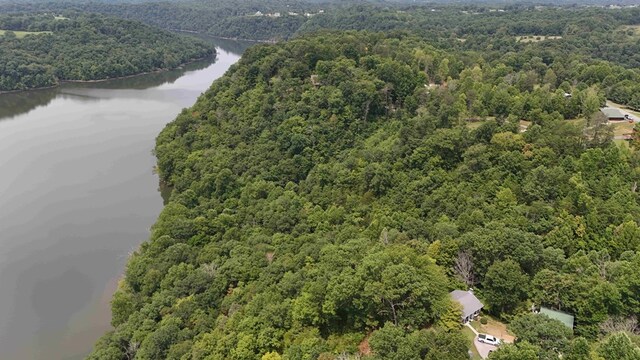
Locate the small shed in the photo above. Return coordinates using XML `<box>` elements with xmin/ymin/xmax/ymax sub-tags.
<box><xmin>539</xmin><ymin>307</ymin><xmax>574</xmax><ymax>330</ymax></box>
<box><xmin>601</xmin><ymin>107</ymin><xmax>625</xmax><ymax>121</ymax></box>
<box><xmin>450</xmin><ymin>290</ymin><xmax>484</xmax><ymax>323</ymax></box>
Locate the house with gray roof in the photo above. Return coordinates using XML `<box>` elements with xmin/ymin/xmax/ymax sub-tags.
<box><xmin>450</xmin><ymin>290</ymin><xmax>484</xmax><ymax>323</ymax></box>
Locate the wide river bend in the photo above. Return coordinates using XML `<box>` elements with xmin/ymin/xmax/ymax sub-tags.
<box><xmin>0</xmin><ymin>38</ymin><xmax>250</xmax><ymax>360</ymax></box>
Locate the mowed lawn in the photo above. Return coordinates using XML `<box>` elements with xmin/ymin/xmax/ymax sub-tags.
<box><xmin>0</xmin><ymin>29</ymin><xmax>52</xmax><ymax>38</ymax></box>
<box><xmin>462</xmin><ymin>326</ymin><xmax>483</xmax><ymax>360</ymax></box>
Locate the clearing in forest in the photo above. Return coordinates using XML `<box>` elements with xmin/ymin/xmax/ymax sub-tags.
<box><xmin>516</xmin><ymin>35</ymin><xmax>562</xmax><ymax>42</ymax></box>
<box><xmin>620</xmin><ymin>25</ymin><xmax>640</xmax><ymax>37</ymax></box>
<box><xmin>0</xmin><ymin>29</ymin><xmax>52</xmax><ymax>38</ymax></box>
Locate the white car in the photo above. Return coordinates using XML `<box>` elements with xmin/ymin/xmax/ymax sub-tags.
<box><xmin>478</xmin><ymin>334</ymin><xmax>501</xmax><ymax>346</ymax></box>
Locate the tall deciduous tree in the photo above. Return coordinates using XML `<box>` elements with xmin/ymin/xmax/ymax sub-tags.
<box><xmin>483</xmin><ymin>260</ymin><xmax>529</xmax><ymax>314</ymax></box>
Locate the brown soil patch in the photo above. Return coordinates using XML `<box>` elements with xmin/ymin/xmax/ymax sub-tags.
<box><xmin>359</xmin><ymin>334</ymin><xmax>371</xmax><ymax>356</ymax></box>
<box><xmin>475</xmin><ymin>318</ymin><xmax>516</xmax><ymax>343</ymax></box>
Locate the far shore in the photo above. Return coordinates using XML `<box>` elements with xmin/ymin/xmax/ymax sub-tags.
<box><xmin>0</xmin><ymin>54</ymin><xmax>215</xmax><ymax>95</ymax></box>
<box><xmin>171</xmin><ymin>29</ymin><xmax>278</xmax><ymax>44</ymax></box>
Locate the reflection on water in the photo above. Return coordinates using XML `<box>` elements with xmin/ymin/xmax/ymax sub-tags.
<box><xmin>0</xmin><ymin>35</ymin><xmax>255</xmax><ymax>121</ymax></box>
<box><xmin>0</xmin><ymin>88</ymin><xmax>58</xmax><ymax>120</ymax></box>
<box><xmin>0</xmin><ymin>58</ymin><xmax>213</xmax><ymax>121</ymax></box>
<box><xmin>0</xmin><ymin>37</ymin><xmax>252</xmax><ymax>360</ymax></box>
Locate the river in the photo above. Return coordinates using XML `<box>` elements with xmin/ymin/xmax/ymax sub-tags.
<box><xmin>0</xmin><ymin>37</ymin><xmax>252</xmax><ymax>360</ymax></box>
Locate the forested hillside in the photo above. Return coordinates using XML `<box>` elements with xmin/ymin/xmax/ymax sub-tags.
<box><xmin>3</xmin><ymin>3</ymin><xmax>640</xmax><ymax>108</ymax></box>
<box><xmin>0</xmin><ymin>1</ymin><xmax>318</xmax><ymax>41</ymax></box>
<box><xmin>0</xmin><ymin>13</ymin><xmax>213</xmax><ymax>91</ymax></box>
<box><xmin>88</xmin><ymin>31</ymin><xmax>640</xmax><ymax>360</ymax></box>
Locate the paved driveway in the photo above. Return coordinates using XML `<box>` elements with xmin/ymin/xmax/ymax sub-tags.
<box><xmin>466</xmin><ymin>323</ymin><xmax>501</xmax><ymax>359</ymax></box>
<box><xmin>474</xmin><ymin>338</ymin><xmax>498</xmax><ymax>359</ymax></box>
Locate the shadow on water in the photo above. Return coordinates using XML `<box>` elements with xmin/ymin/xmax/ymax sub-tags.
<box><xmin>0</xmin><ymin>88</ymin><xmax>58</xmax><ymax>121</ymax></box>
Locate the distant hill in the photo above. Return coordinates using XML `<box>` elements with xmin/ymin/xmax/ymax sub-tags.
<box><xmin>0</xmin><ymin>13</ymin><xmax>214</xmax><ymax>92</ymax></box>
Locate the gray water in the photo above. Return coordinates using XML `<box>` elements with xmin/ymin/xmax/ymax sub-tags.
<box><xmin>0</xmin><ymin>38</ymin><xmax>250</xmax><ymax>360</ymax></box>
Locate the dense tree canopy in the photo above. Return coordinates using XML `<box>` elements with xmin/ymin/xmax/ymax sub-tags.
<box><xmin>0</xmin><ymin>13</ymin><xmax>213</xmax><ymax>91</ymax></box>
<box><xmin>4</xmin><ymin>2</ymin><xmax>640</xmax><ymax>109</ymax></box>
<box><xmin>85</xmin><ymin>30</ymin><xmax>640</xmax><ymax>359</ymax></box>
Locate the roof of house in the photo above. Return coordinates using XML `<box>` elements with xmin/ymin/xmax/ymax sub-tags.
<box><xmin>450</xmin><ymin>290</ymin><xmax>483</xmax><ymax>319</ymax></box>
<box><xmin>540</xmin><ymin>307</ymin><xmax>574</xmax><ymax>329</ymax></box>
<box><xmin>601</xmin><ymin>107</ymin><xmax>625</xmax><ymax>119</ymax></box>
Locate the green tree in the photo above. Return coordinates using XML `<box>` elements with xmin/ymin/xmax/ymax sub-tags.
<box><xmin>483</xmin><ymin>260</ymin><xmax>529</xmax><ymax>314</ymax></box>
<box><xmin>509</xmin><ymin>313</ymin><xmax>573</xmax><ymax>353</ymax></box>
<box><xmin>488</xmin><ymin>341</ymin><xmax>541</xmax><ymax>360</ymax></box>
<box><xmin>597</xmin><ymin>332</ymin><xmax>640</xmax><ymax>360</ymax></box>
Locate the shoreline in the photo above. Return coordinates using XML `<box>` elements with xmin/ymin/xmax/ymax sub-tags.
<box><xmin>171</xmin><ymin>29</ymin><xmax>278</xmax><ymax>44</ymax></box>
<box><xmin>212</xmin><ymin>35</ymin><xmax>277</xmax><ymax>44</ymax></box>
<box><xmin>0</xmin><ymin>84</ymin><xmax>59</xmax><ymax>95</ymax></box>
<box><xmin>0</xmin><ymin>54</ymin><xmax>215</xmax><ymax>95</ymax></box>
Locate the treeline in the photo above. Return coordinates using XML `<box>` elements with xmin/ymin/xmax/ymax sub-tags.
<box><xmin>3</xmin><ymin>3</ymin><xmax>640</xmax><ymax>107</ymax></box>
<box><xmin>0</xmin><ymin>13</ymin><xmax>213</xmax><ymax>92</ymax></box>
<box><xmin>0</xmin><ymin>1</ymin><xmax>323</xmax><ymax>41</ymax></box>
<box><xmin>88</xmin><ymin>31</ymin><xmax>640</xmax><ymax>360</ymax></box>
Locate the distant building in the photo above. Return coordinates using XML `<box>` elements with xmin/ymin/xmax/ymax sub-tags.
<box><xmin>539</xmin><ymin>307</ymin><xmax>574</xmax><ymax>330</ymax></box>
<box><xmin>310</xmin><ymin>75</ymin><xmax>321</xmax><ymax>87</ymax></box>
<box><xmin>450</xmin><ymin>290</ymin><xmax>484</xmax><ymax>323</ymax></box>
<box><xmin>601</xmin><ymin>107</ymin><xmax>626</xmax><ymax>121</ymax></box>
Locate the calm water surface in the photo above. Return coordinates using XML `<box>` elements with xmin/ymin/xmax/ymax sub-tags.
<box><xmin>0</xmin><ymin>38</ymin><xmax>251</xmax><ymax>360</ymax></box>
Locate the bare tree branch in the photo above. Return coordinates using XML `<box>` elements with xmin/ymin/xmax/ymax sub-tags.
<box><xmin>454</xmin><ymin>250</ymin><xmax>475</xmax><ymax>287</ymax></box>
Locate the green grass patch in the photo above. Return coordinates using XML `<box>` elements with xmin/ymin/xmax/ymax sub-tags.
<box><xmin>612</xmin><ymin>121</ymin><xmax>634</xmax><ymax>137</ymax></box>
<box><xmin>614</xmin><ymin>139</ymin><xmax>630</xmax><ymax>150</ymax></box>
<box><xmin>462</xmin><ymin>326</ymin><xmax>483</xmax><ymax>360</ymax></box>
<box><xmin>466</xmin><ymin>120</ymin><xmax>487</xmax><ymax>130</ymax></box>
<box><xmin>0</xmin><ymin>29</ymin><xmax>52</xmax><ymax>39</ymax></box>
<box><xmin>566</xmin><ymin>117</ymin><xmax>586</xmax><ymax>128</ymax></box>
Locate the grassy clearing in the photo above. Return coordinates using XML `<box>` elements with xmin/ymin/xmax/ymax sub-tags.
<box><xmin>566</xmin><ymin>118</ymin><xmax>586</xmax><ymax>128</ymax></box>
<box><xmin>465</xmin><ymin>116</ymin><xmax>497</xmax><ymax>130</ymax></box>
<box><xmin>462</xmin><ymin>326</ymin><xmax>483</xmax><ymax>360</ymax></box>
<box><xmin>611</xmin><ymin>120</ymin><xmax>635</xmax><ymax>137</ymax></box>
<box><xmin>0</xmin><ymin>29</ymin><xmax>52</xmax><ymax>38</ymax></box>
<box><xmin>516</xmin><ymin>35</ymin><xmax>562</xmax><ymax>43</ymax></box>
<box><xmin>466</xmin><ymin>120</ymin><xmax>487</xmax><ymax>130</ymax></box>
<box><xmin>614</xmin><ymin>139</ymin><xmax>630</xmax><ymax>150</ymax></box>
